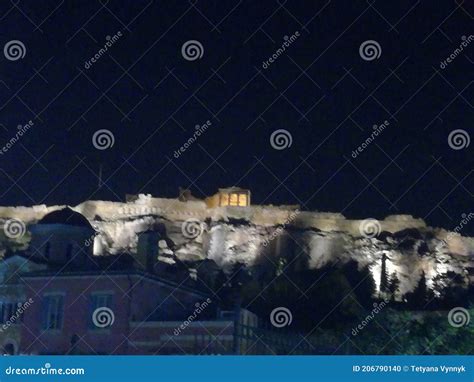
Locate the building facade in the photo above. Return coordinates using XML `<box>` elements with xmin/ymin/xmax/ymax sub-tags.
<box><xmin>20</xmin><ymin>270</ymin><xmax>210</xmax><ymax>355</ymax></box>
<box><xmin>205</xmin><ymin>187</ymin><xmax>251</xmax><ymax>208</ymax></box>
<box><xmin>2</xmin><ymin>207</ymin><xmax>309</xmax><ymax>355</ymax></box>
<box><xmin>0</xmin><ymin>255</ymin><xmax>46</xmax><ymax>355</ymax></box>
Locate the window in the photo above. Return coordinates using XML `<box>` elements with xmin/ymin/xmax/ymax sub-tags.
<box><xmin>219</xmin><ymin>192</ymin><xmax>249</xmax><ymax>207</ymax></box>
<box><xmin>41</xmin><ymin>295</ymin><xmax>64</xmax><ymax>330</ymax></box>
<box><xmin>238</xmin><ymin>194</ymin><xmax>248</xmax><ymax>206</ymax></box>
<box><xmin>89</xmin><ymin>293</ymin><xmax>113</xmax><ymax>329</ymax></box>
<box><xmin>229</xmin><ymin>193</ymin><xmax>239</xmax><ymax>206</ymax></box>
<box><xmin>0</xmin><ymin>302</ymin><xmax>26</xmax><ymax>324</ymax></box>
<box><xmin>219</xmin><ymin>193</ymin><xmax>229</xmax><ymax>206</ymax></box>
<box><xmin>2</xmin><ymin>303</ymin><xmax>13</xmax><ymax>323</ymax></box>
<box><xmin>1</xmin><ymin>303</ymin><xmax>12</xmax><ymax>323</ymax></box>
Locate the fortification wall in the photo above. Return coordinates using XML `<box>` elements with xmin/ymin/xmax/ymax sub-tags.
<box><xmin>0</xmin><ymin>194</ymin><xmax>431</xmax><ymax>237</ymax></box>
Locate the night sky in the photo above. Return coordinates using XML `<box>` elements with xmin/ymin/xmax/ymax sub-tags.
<box><xmin>0</xmin><ymin>1</ymin><xmax>473</xmax><ymax>234</ymax></box>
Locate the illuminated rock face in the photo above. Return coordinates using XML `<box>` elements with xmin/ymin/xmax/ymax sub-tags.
<box><xmin>0</xmin><ymin>195</ymin><xmax>473</xmax><ymax>296</ymax></box>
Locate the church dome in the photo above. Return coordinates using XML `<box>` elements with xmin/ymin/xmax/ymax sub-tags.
<box><xmin>38</xmin><ymin>208</ymin><xmax>93</xmax><ymax>229</ymax></box>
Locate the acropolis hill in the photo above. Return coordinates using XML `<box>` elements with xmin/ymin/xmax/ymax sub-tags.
<box><xmin>0</xmin><ymin>188</ymin><xmax>431</xmax><ymax>234</ymax></box>
<box><xmin>1</xmin><ymin>188</ymin><xmax>473</xmax><ymax>297</ymax></box>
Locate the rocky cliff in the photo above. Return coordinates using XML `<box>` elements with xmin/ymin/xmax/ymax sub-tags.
<box><xmin>1</xmin><ymin>194</ymin><xmax>473</xmax><ymax>298</ymax></box>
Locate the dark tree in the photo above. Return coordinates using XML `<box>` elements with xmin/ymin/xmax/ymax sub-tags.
<box><xmin>406</xmin><ymin>271</ymin><xmax>432</xmax><ymax>308</ymax></box>
<box><xmin>380</xmin><ymin>254</ymin><xmax>389</xmax><ymax>294</ymax></box>
<box><xmin>432</xmin><ymin>271</ymin><xmax>467</xmax><ymax>308</ymax></box>
<box><xmin>342</xmin><ymin>260</ymin><xmax>376</xmax><ymax>308</ymax></box>
<box><xmin>387</xmin><ymin>272</ymin><xmax>400</xmax><ymax>301</ymax></box>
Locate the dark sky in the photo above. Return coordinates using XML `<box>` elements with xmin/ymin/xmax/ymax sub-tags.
<box><xmin>0</xmin><ymin>1</ymin><xmax>473</xmax><ymax>234</ymax></box>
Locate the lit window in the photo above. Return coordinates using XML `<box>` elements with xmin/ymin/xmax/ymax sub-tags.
<box><xmin>229</xmin><ymin>193</ymin><xmax>239</xmax><ymax>206</ymax></box>
<box><xmin>238</xmin><ymin>194</ymin><xmax>248</xmax><ymax>206</ymax></box>
<box><xmin>220</xmin><ymin>193</ymin><xmax>229</xmax><ymax>206</ymax></box>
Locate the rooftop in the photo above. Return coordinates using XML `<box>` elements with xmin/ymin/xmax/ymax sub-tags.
<box><xmin>37</xmin><ymin>207</ymin><xmax>94</xmax><ymax>229</ymax></box>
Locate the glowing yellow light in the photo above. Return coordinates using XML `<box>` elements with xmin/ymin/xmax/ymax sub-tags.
<box><xmin>229</xmin><ymin>193</ymin><xmax>239</xmax><ymax>206</ymax></box>
<box><xmin>217</xmin><ymin>190</ymin><xmax>249</xmax><ymax>207</ymax></box>
<box><xmin>220</xmin><ymin>193</ymin><xmax>229</xmax><ymax>206</ymax></box>
<box><xmin>239</xmin><ymin>194</ymin><xmax>248</xmax><ymax>206</ymax></box>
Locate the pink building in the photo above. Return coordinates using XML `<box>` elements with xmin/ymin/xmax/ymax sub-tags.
<box><xmin>19</xmin><ymin>208</ymin><xmax>214</xmax><ymax>355</ymax></box>
<box><xmin>127</xmin><ymin>309</ymin><xmax>260</xmax><ymax>355</ymax></box>
<box><xmin>20</xmin><ymin>269</ymin><xmax>212</xmax><ymax>355</ymax></box>
<box><xmin>17</xmin><ymin>208</ymin><xmax>297</xmax><ymax>355</ymax></box>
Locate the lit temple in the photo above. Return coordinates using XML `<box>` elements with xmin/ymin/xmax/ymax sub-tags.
<box><xmin>205</xmin><ymin>187</ymin><xmax>251</xmax><ymax>207</ymax></box>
